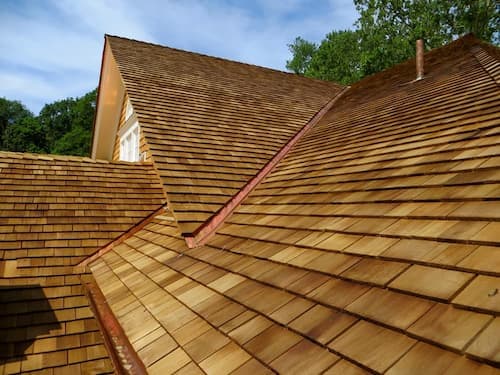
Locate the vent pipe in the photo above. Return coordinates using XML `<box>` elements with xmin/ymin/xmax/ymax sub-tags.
<box><xmin>416</xmin><ymin>39</ymin><xmax>424</xmax><ymax>80</ymax></box>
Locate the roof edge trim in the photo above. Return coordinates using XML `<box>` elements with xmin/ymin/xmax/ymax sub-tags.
<box><xmin>82</xmin><ymin>279</ymin><xmax>147</xmax><ymax>374</ymax></box>
<box><xmin>91</xmin><ymin>36</ymin><xmax>107</xmax><ymax>159</ymax></box>
<box><xmin>75</xmin><ymin>205</ymin><xmax>167</xmax><ymax>270</ymax></box>
<box><xmin>185</xmin><ymin>86</ymin><xmax>350</xmax><ymax>248</ymax></box>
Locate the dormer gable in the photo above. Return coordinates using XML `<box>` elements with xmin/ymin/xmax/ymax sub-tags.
<box><xmin>92</xmin><ymin>39</ymin><xmax>149</xmax><ymax>163</ymax></box>
<box><xmin>91</xmin><ymin>38</ymin><xmax>122</xmax><ymax>160</ymax></box>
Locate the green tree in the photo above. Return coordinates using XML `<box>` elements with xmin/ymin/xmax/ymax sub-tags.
<box><xmin>286</xmin><ymin>0</ymin><xmax>499</xmax><ymax>81</ymax></box>
<box><xmin>306</xmin><ymin>30</ymin><xmax>363</xmax><ymax>85</ymax></box>
<box><xmin>51</xmin><ymin>124</ymin><xmax>92</xmax><ymax>156</ymax></box>
<box><xmin>2</xmin><ymin>116</ymin><xmax>47</xmax><ymax>153</ymax></box>
<box><xmin>0</xmin><ymin>98</ymin><xmax>34</xmax><ymax>147</ymax></box>
<box><xmin>39</xmin><ymin>89</ymin><xmax>96</xmax><ymax>156</ymax></box>
<box><xmin>354</xmin><ymin>0</ymin><xmax>499</xmax><ymax>75</ymax></box>
<box><xmin>286</xmin><ymin>37</ymin><xmax>317</xmax><ymax>75</ymax></box>
<box><xmin>355</xmin><ymin>0</ymin><xmax>440</xmax><ymax>75</ymax></box>
<box><xmin>0</xmin><ymin>89</ymin><xmax>96</xmax><ymax>156</ymax></box>
<box><xmin>452</xmin><ymin>0</ymin><xmax>499</xmax><ymax>43</ymax></box>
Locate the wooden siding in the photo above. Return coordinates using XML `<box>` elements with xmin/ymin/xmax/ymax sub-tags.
<box><xmin>111</xmin><ymin>93</ymin><xmax>127</xmax><ymax>161</ymax></box>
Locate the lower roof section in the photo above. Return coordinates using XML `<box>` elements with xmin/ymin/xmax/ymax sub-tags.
<box><xmin>0</xmin><ymin>151</ymin><xmax>166</xmax><ymax>374</ymax></box>
<box><xmin>89</xmin><ymin>214</ymin><xmax>499</xmax><ymax>374</ymax></box>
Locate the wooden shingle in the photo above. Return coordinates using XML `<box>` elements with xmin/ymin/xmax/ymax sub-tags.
<box><xmin>0</xmin><ymin>152</ymin><xmax>166</xmax><ymax>374</ymax></box>
<box><xmin>5</xmin><ymin>33</ymin><xmax>499</xmax><ymax>375</ymax></box>
<box><xmin>107</xmin><ymin>35</ymin><xmax>343</xmax><ymax>234</ymax></box>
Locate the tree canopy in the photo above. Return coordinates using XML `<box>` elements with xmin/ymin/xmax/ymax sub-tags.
<box><xmin>307</xmin><ymin>30</ymin><xmax>363</xmax><ymax>85</ymax></box>
<box><xmin>286</xmin><ymin>0</ymin><xmax>499</xmax><ymax>83</ymax></box>
<box><xmin>0</xmin><ymin>98</ymin><xmax>33</xmax><ymax>148</ymax></box>
<box><xmin>286</xmin><ymin>37</ymin><xmax>317</xmax><ymax>75</ymax></box>
<box><xmin>0</xmin><ymin>89</ymin><xmax>96</xmax><ymax>156</ymax></box>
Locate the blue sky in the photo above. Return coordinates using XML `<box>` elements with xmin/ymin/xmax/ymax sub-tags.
<box><xmin>0</xmin><ymin>0</ymin><xmax>358</xmax><ymax>113</ymax></box>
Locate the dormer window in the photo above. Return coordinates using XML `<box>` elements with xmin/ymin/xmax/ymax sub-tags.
<box><xmin>119</xmin><ymin>100</ymin><xmax>140</xmax><ymax>162</ymax></box>
<box><xmin>120</xmin><ymin>122</ymin><xmax>139</xmax><ymax>162</ymax></box>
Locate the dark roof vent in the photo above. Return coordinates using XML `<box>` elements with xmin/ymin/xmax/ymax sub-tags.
<box><xmin>416</xmin><ymin>39</ymin><xmax>424</xmax><ymax>80</ymax></box>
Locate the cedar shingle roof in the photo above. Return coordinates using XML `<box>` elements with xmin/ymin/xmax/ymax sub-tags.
<box><xmin>86</xmin><ymin>35</ymin><xmax>500</xmax><ymax>374</ymax></box>
<box><xmin>107</xmin><ymin>35</ymin><xmax>343</xmax><ymax>234</ymax></box>
<box><xmin>2</xmin><ymin>34</ymin><xmax>499</xmax><ymax>374</ymax></box>
<box><xmin>0</xmin><ymin>152</ymin><xmax>166</xmax><ymax>373</ymax></box>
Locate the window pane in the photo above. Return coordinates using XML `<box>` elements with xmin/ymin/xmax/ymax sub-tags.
<box><xmin>120</xmin><ymin>141</ymin><xmax>125</xmax><ymax>160</ymax></box>
<box><xmin>119</xmin><ymin>122</ymin><xmax>140</xmax><ymax>162</ymax></box>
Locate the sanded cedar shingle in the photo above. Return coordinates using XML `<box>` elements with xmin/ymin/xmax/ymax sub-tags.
<box><xmin>87</xmin><ymin>35</ymin><xmax>500</xmax><ymax>374</ymax></box>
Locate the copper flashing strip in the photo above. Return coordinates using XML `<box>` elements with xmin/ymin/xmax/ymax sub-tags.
<box><xmin>185</xmin><ymin>86</ymin><xmax>350</xmax><ymax>248</ymax></box>
<box><xmin>75</xmin><ymin>205</ymin><xmax>167</xmax><ymax>271</ymax></box>
<box><xmin>83</xmin><ymin>279</ymin><xmax>147</xmax><ymax>375</ymax></box>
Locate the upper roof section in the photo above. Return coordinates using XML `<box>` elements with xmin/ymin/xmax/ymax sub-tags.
<box><xmin>97</xmin><ymin>35</ymin><xmax>343</xmax><ymax>234</ymax></box>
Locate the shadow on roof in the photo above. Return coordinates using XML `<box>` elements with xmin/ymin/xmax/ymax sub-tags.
<box><xmin>0</xmin><ymin>285</ymin><xmax>61</xmax><ymax>364</ymax></box>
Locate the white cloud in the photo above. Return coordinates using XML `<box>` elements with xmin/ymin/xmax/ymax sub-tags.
<box><xmin>49</xmin><ymin>0</ymin><xmax>155</xmax><ymax>41</ymax></box>
<box><xmin>0</xmin><ymin>68</ymin><xmax>96</xmax><ymax>111</ymax></box>
<box><xmin>0</xmin><ymin>0</ymin><xmax>358</xmax><ymax>113</ymax></box>
<box><xmin>0</xmin><ymin>15</ymin><xmax>100</xmax><ymax>73</ymax></box>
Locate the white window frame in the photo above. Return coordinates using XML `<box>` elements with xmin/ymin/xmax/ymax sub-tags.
<box><xmin>119</xmin><ymin>104</ymin><xmax>140</xmax><ymax>162</ymax></box>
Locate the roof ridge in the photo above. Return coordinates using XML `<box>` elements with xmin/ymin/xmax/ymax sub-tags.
<box><xmin>105</xmin><ymin>34</ymin><xmax>343</xmax><ymax>89</ymax></box>
<box><xmin>184</xmin><ymin>86</ymin><xmax>350</xmax><ymax>248</ymax></box>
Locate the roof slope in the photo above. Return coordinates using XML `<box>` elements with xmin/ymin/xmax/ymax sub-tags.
<box><xmin>107</xmin><ymin>35</ymin><xmax>343</xmax><ymax>234</ymax></box>
<box><xmin>89</xmin><ymin>35</ymin><xmax>500</xmax><ymax>373</ymax></box>
<box><xmin>0</xmin><ymin>152</ymin><xmax>166</xmax><ymax>374</ymax></box>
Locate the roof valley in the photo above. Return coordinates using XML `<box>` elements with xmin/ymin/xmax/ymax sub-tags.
<box><xmin>184</xmin><ymin>86</ymin><xmax>351</xmax><ymax>248</ymax></box>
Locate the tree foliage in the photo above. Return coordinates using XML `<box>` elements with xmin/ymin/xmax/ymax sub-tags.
<box><xmin>286</xmin><ymin>37</ymin><xmax>317</xmax><ymax>75</ymax></box>
<box><xmin>307</xmin><ymin>30</ymin><xmax>363</xmax><ymax>85</ymax></box>
<box><xmin>39</xmin><ymin>89</ymin><xmax>96</xmax><ymax>153</ymax></box>
<box><xmin>287</xmin><ymin>0</ymin><xmax>499</xmax><ymax>82</ymax></box>
<box><xmin>0</xmin><ymin>98</ymin><xmax>33</xmax><ymax>147</ymax></box>
<box><xmin>355</xmin><ymin>0</ymin><xmax>500</xmax><ymax>75</ymax></box>
<box><xmin>2</xmin><ymin>116</ymin><xmax>47</xmax><ymax>153</ymax></box>
<box><xmin>0</xmin><ymin>89</ymin><xmax>96</xmax><ymax>156</ymax></box>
